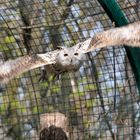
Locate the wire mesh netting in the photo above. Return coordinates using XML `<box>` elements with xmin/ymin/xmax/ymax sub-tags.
<box><xmin>0</xmin><ymin>0</ymin><xmax>140</xmax><ymax>140</ymax></box>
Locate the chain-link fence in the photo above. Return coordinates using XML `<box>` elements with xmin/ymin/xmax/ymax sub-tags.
<box><xmin>0</xmin><ymin>0</ymin><xmax>140</xmax><ymax>140</ymax></box>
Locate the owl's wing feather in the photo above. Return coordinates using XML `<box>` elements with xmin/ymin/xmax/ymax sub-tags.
<box><xmin>0</xmin><ymin>50</ymin><xmax>58</xmax><ymax>83</ymax></box>
<box><xmin>79</xmin><ymin>21</ymin><xmax>140</xmax><ymax>53</ymax></box>
<box><xmin>1</xmin><ymin>21</ymin><xmax>140</xmax><ymax>83</ymax></box>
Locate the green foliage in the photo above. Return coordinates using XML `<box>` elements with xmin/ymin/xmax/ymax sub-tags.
<box><xmin>51</xmin><ymin>85</ymin><xmax>60</xmax><ymax>93</ymax></box>
<box><xmin>78</xmin><ymin>77</ymin><xmax>88</xmax><ymax>83</ymax></box>
<box><xmin>20</xmin><ymin>107</ymin><xmax>27</xmax><ymax>114</ymax></box>
<box><xmin>58</xmin><ymin>0</ymin><xmax>67</xmax><ymax>5</ymax></box>
<box><xmin>69</xmin><ymin>91</ymin><xmax>84</xmax><ymax>98</ymax></box>
<box><xmin>83</xmin><ymin>116</ymin><xmax>90</xmax><ymax>128</ymax></box>
<box><xmin>0</xmin><ymin>103</ymin><xmax>8</xmax><ymax>114</ymax></box>
<box><xmin>33</xmin><ymin>106</ymin><xmax>44</xmax><ymax>114</ymax></box>
<box><xmin>84</xmin><ymin>84</ymin><xmax>97</xmax><ymax>91</ymax></box>
<box><xmin>40</xmin><ymin>81</ymin><xmax>49</xmax><ymax>87</ymax></box>
<box><xmin>11</xmin><ymin>100</ymin><xmax>20</xmax><ymax>109</ymax></box>
<box><xmin>85</xmin><ymin>99</ymin><xmax>95</xmax><ymax>109</ymax></box>
<box><xmin>32</xmin><ymin>106</ymin><xmax>38</xmax><ymax>114</ymax></box>
<box><xmin>0</xmin><ymin>44</ymin><xmax>9</xmax><ymax>51</ymax></box>
<box><xmin>5</xmin><ymin>36</ymin><xmax>16</xmax><ymax>43</ymax></box>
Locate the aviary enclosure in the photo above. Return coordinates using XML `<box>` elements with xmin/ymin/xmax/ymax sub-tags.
<box><xmin>0</xmin><ymin>0</ymin><xmax>140</xmax><ymax>139</ymax></box>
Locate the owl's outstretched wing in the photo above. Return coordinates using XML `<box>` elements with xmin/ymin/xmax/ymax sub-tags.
<box><xmin>1</xmin><ymin>21</ymin><xmax>140</xmax><ymax>83</ymax></box>
<box><xmin>78</xmin><ymin>21</ymin><xmax>140</xmax><ymax>53</ymax></box>
<box><xmin>0</xmin><ymin>50</ymin><xmax>58</xmax><ymax>83</ymax></box>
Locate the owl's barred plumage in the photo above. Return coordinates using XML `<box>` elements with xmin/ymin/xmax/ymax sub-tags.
<box><xmin>0</xmin><ymin>21</ymin><xmax>140</xmax><ymax>83</ymax></box>
<box><xmin>0</xmin><ymin>50</ymin><xmax>58</xmax><ymax>83</ymax></box>
<box><xmin>42</xmin><ymin>46</ymin><xmax>86</xmax><ymax>80</ymax></box>
<box><xmin>85</xmin><ymin>21</ymin><xmax>140</xmax><ymax>52</ymax></box>
<box><xmin>0</xmin><ymin>45</ymin><xmax>85</xmax><ymax>83</ymax></box>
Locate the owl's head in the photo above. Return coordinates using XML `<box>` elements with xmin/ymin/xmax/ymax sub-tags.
<box><xmin>56</xmin><ymin>45</ymin><xmax>86</xmax><ymax>67</ymax></box>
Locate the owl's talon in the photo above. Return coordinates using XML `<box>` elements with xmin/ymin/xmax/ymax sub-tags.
<box><xmin>39</xmin><ymin>70</ymin><xmax>48</xmax><ymax>81</ymax></box>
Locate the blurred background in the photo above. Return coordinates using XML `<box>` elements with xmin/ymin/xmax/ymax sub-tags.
<box><xmin>0</xmin><ymin>0</ymin><xmax>140</xmax><ymax>139</ymax></box>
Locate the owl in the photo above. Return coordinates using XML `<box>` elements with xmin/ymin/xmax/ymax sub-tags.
<box><xmin>0</xmin><ymin>21</ymin><xmax>140</xmax><ymax>83</ymax></box>
<box><xmin>0</xmin><ymin>44</ymin><xmax>86</xmax><ymax>83</ymax></box>
<box><xmin>40</xmin><ymin>45</ymin><xmax>86</xmax><ymax>80</ymax></box>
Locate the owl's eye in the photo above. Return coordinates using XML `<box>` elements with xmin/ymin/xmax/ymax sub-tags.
<box><xmin>74</xmin><ymin>53</ymin><xmax>78</xmax><ymax>56</ymax></box>
<box><xmin>64</xmin><ymin>53</ymin><xmax>68</xmax><ymax>56</ymax></box>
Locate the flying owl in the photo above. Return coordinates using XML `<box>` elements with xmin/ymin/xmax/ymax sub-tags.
<box><xmin>0</xmin><ymin>21</ymin><xmax>140</xmax><ymax>83</ymax></box>
<box><xmin>0</xmin><ymin>44</ymin><xmax>86</xmax><ymax>83</ymax></box>
<box><xmin>40</xmin><ymin>45</ymin><xmax>86</xmax><ymax>80</ymax></box>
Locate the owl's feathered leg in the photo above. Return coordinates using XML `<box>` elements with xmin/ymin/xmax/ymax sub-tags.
<box><xmin>39</xmin><ymin>70</ymin><xmax>60</xmax><ymax>82</ymax></box>
<box><xmin>39</xmin><ymin>69</ymin><xmax>48</xmax><ymax>81</ymax></box>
